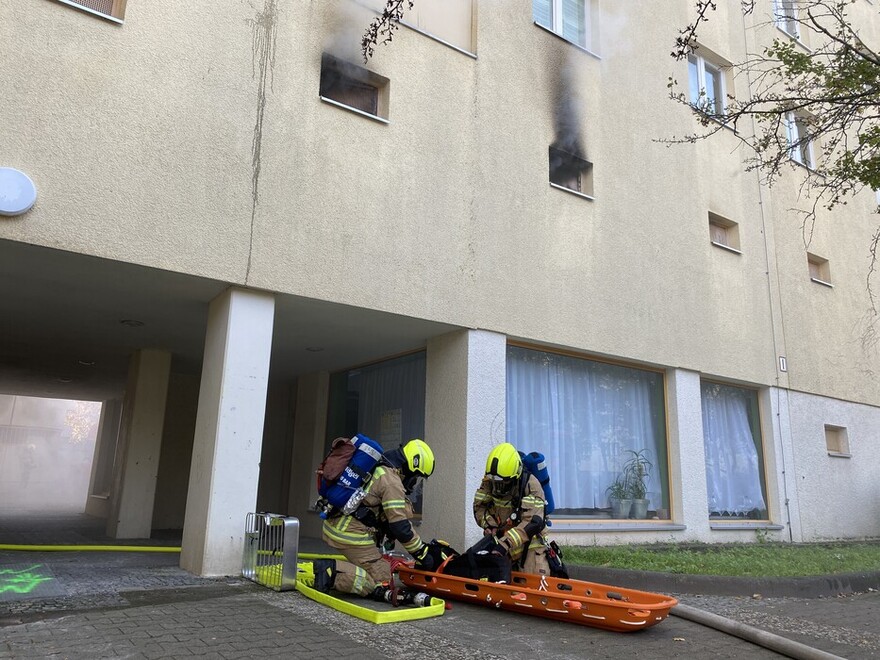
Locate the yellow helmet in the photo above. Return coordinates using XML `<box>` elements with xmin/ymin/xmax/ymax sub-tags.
<box><xmin>402</xmin><ymin>438</ymin><xmax>435</xmax><ymax>478</ymax></box>
<box><xmin>485</xmin><ymin>442</ymin><xmax>522</xmax><ymax>480</ymax></box>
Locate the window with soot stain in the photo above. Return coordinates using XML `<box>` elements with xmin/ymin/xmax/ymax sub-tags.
<box><xmin>320</xmin><ymin>54</ymin><xmax>384</xmax><ymax>118</ymax></box>
<box><xmin>549</xmin><ymin>146</ymin><xmax>593</xmax><ymax>197</ymax></box>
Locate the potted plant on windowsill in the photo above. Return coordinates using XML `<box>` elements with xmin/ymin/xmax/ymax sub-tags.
<box><xmin>606</xmin><ymin>475</ymin><xmax>632</xmax><ymax>520</ymax></box>
<box><xmin>622</xmin><ymin>449</ymin><xmax>653</xmax><ymax>519</ymax></box>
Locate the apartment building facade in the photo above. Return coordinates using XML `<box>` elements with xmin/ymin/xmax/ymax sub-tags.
<box><xmin>1</xmin><ymin>0</ymin><xmax>878</xmax><ymax>576</ymax></box>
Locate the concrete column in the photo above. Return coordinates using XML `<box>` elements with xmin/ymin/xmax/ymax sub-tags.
<box><xmin>425</xmin><ymin>329</ymin><xmax>506</xmax><ymax>551</ymax></box>
<box><xmin>84</xmin><ymin>397</ymin><xmax>122</xmax><ymax>518</ymax></box>
<box><xmin>107</xmin><ymin>351</ymin><xmax>172</xmax><ymax>539</ymax></box>
<box><xmin>286</xmin><ymin>371</ymin><xmax>329</xmax><ymax>539</ymax></box>
<box><xmin>666</xmin><ymin>368</ymin><xmax>711</xmax><ymax>537</ymax></box>
<box><xmin>181</xmin><ymin>287</ymin><xmax>275</xmax><ymax>576</ymax></box>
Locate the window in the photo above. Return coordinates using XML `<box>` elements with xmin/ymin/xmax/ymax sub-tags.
<box><xmin>319</xmin><ymin>54</ymin><xmax>389</xmax><ymax>122</ymax></box>
<box><xmin>708</xmin><ymin>212</ymin><xmax>740</xmax><ymax>252</ymax></box>
<box><xmin>506</xmin><ymin>346</ymin><xmax>670</xmax><ymax>521</ymax></box>
<box><xmin>326</xmin><ymin>352</ymin><xmax>426</xmax><ymax>510</ymax></box>
<box><xmin>56</xmin><ymin>0</ymin><xmax>126</xmax><ymax>21</ymax></box>
<box><xmin>549</xmin><ymin>147</ymin><xmax>594</xmax><ymax>198</ymax></box>
<box><xmin>807</xmin><ymin>252</ymin><xmax>832</xmax><ymax>286</ymax></box>
<box><xmin>701</xmin><ymin>382</ymin><xmax>768</xmax><ymax>520</ymax></box>
<box><xmin>688</xmin><ymin>51</ymin><xmax>727</xmax><ymax>116</ymax></box>
<box><xmin>359</xmin><ymin>0</ymin><xmax>475</xmax><ymax>54</ymax></box>
<box><xmin>773</xmin><ymin>0</ymin><xmax>800</xmax><ymax>38</ymax></box>
<box><xmin>786</xmin><ymin>112</ymin><xmax>815</xmax><ymax>168</ymax></box>
<box><xmin>824</xmin><ymin>425</ymin><xmax>850</xmax><ymax>456</ymax></box>
<box><xmin>533</xmin><ymin>0</ymin><xmax>592</xmax><ymax>51</ymax></box>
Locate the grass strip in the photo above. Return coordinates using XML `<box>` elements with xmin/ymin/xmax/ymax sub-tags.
<box><xmin>561</xmin><ymin>542</ymin><xmax>880</xmax><ymax>577</ymax></box>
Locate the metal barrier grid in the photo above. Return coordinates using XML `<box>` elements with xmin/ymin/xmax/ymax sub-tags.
<box><xmin>241</xmin><ymin>513</ymin><xmax>299</xmax><ymax>591</ymax></box>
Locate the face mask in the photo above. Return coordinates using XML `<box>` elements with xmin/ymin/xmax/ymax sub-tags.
<box><xmin>489</xmin><ymin>476</ymin><xmax>514</xmax><ymax>496</ymax></box>
<box><xmin>404</xmin><ymin>473</ymin><xmax>424</xmax><ymax>496</ymax></box>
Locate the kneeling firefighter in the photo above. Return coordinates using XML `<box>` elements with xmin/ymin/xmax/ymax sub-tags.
<box><xmin>473</xmin><ymin>442</ymin><xmax>563</xmax><ymax>576</ymax></box>
<box><xmin>315</xmin><ymin>438</ymin><xmax>448</xmax><ymax>605</ymax></box>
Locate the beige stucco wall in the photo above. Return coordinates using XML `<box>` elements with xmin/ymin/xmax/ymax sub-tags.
<box><xmin>3</xmin><ymin>0</ymin><xmax>877</xmax><ymax>405</ymax></box>
<box><xmin>4</xmin><ymin>1</ymin><xmax>880</xmax><ymax>547</ymax></box>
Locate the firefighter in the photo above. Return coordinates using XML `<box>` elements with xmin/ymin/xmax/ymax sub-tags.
<box><xmin>473</xmin><ymin>441</ymin><xmax>553</xmax><ymax>575</ymax></box>
<box><xmin>314</xmin><ymin>438</ymin><xmax>442</xmax><ymax>605</ymax></box>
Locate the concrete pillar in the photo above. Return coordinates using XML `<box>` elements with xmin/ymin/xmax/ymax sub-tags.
<box><xmin>181</xmin><ymin>287</ymin><xmax>275</xmax><ymax>576</ymax></box>
<box><xmin>666</xmin><ymin>368</ymin><xmax>711</xmax><ymax>536</ymax></box>
<box><xmin>107</xmin><ymin>351</ymin><xmax>172</xmax><ymax>538</ymax></box>
<box><xmin>84</xmin><ymin>397</ymin><xmax>122</xmax><ymax>518</ymax></box>
<box><xmin>287</xmin><ymin>371</ymin><xmax>329</xmax><ymax>539</ymax></box>
<box><xmin>425</xmin><ymin>329</ymin><xmax>506</xmax><ymax>551</ymax></box>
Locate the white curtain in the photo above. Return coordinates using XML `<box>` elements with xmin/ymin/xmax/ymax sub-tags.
<box><xmin>354</xmin><ymin>352</ymin><xmax>426</xmax><ymax>450</ymax></box>
<box><xmin>506</xmin><ymin>346</ymin><xmax>667</xmax><ymax>512</ymax></box>
<box><xmin>700</xmin><ymin>382</ymin><xmax>767</xmax><ymax>516</ymax></box>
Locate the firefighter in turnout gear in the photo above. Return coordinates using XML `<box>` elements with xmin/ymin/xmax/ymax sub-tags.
<box><xmin>315</xmin><ymin>438</ymin><xmax>440</xmax><ymax>605</ymax></box>
<box><xmin>473</xmin><ymin>442</ymin><xmax>553</xmax><ymax>575</ymax></box>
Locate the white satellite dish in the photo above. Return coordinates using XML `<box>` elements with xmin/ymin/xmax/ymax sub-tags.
<box><xmin>0</xmin><ymin>167</ymin><xmax>37</xmax><ymax>216</ymax></box>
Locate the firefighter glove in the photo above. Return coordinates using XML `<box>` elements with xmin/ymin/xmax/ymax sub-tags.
<box><xmin>413</xmin><ymin>543</ymin><xmax>435</xmax><ymax>571</ymax></box>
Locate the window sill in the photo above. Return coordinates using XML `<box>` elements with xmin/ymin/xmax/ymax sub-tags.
<box><xmin>709</xmin><ymin>521</ymin><xmax>784</xmax><ymax>531</ymax></box>
<box><xmin>550</xmin><ymin>521</ymin><xmax>685</xmax><ymax>533</ymax></box>
<box><xmin>533</xmin><ymin>23</ymin><xmax>600</xmax><ymax>60</ymax></box>
<box><xmin>775</xmin><ymin>25</ymin><xmax>810</xmax><ymax>51</ymax></box>
<box><xmin>55</xmin><ymin>0</ymin><xmax>124</xmax><ymax>24</ymax></box>
<box><xmin>710</xmin><ymin>241</ymin><xmax>742</xmax><ymax>255</ymax></box>
<box><xmin>319</xmin><ymin>97</ymin><xmax>389</xmax><ymax>125</ymax></box>
<box><xmin>810</xmin><ymin>277</ymin><xmax>833</xmax><ymax>288</ymax></box>
<box><xmin>398</xmin><ymin>20</ymin><xmax>477</xmax><ymax>59</ymax></box>
<box><xmin>692</xmin><ymin>110</ymin><xmax>736</xmax><ymax>134</ymax></box>
<box><xmin>549</xmin><ymin>182</ymin><xmax>594</xmax><ymax>201</ymax></box>
<box><xmin>789</xmin><ymin>157</ymin><xmax>819</xmax><ymax>174</ymax></box>
<box><xmin>827</xmin><ymin>451</ymin><xmax>852</xmax><ymax>459</ymax></box>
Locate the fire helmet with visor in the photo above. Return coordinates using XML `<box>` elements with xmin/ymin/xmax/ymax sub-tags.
<box><xmin>485</xmin><ymin>442</ymin><xmax>522</xmax><ymax>495</ymax></box>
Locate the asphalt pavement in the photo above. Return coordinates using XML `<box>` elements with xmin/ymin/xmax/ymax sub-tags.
<box><xmin>1</xmin><ymin>512</ymin><xmax>878</xmax><ymax>659</ymax></box>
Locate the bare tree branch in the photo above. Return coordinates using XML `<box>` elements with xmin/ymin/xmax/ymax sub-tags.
<box><xmin>362</xmin><ymin>0</ymin><xmax>413</xmax><ymax>63</ymax></box>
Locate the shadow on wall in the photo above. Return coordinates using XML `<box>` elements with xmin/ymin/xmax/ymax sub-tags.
<box><xmin>0</xmin><ymin>395</ymin><xmax>101</xmax><ymax>514</ymax></box>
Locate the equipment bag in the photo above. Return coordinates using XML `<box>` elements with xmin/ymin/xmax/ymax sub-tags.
<box><xmin>439</xmin><ymin>536</ymin><xmax>513</xmax><ymax>583</ymax></box>
<box><xmin>315</xmin><ymin>433</ymin><xmax>384</xmax><ymax>518</ymax></box>
<box><xmin>519</xmin><ymin>451</ymin><xmax>555</xmax><ymax>515</ymax></box>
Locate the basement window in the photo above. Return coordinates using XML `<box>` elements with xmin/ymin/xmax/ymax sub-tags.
<box><xmin>708</xmin><ymin>212</ymin><xmax>740</xmax><ymax>253</ymax></box>
<box><xmin>825</xmin><ymin>424</ymin><xmax>850</xmax><ymax>457</ymax></box>
<box><xmin>55</xmin><ymin>0</ymin><xmax>127</xmax><ymax>22</ymax></box>
<box><xmin>319</xmin><ymin>54</ymin><xmax>389</xmax><ymax>122</ymax></box>
<box><xmin>549</xmin><ymin>147</ymin><xmax>593</xmax><ymax>198</ymax></box>
<box><xmin>807</xmin><ymin>253</ymin><xmax>832</xmax><ymax>287</ymax></box>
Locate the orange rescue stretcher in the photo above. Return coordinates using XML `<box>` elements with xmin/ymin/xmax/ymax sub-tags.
<box><xmin>396</xmin><ymin>565</ymin><xmax>678</xmax><ymax>633</ymax></box>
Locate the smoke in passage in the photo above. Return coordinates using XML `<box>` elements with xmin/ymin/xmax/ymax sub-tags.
<box><xmin>0</xmin><ymin>395</ymin><xmax>101</xmax><ymax>514</ymax></box>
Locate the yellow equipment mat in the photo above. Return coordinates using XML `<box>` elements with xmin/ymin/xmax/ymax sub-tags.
<box><xmin>295</xmin><ymin>554</ymin><xmax>446</xmax><ymax>624</ymax></box>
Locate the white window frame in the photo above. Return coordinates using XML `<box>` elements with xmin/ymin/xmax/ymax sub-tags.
<box><xmin>773</xmin><ymin>0</ymin><xmax>800</xmax><ymax>39</ymax></box>
<box><xmin>786</xmin><ymin>111</ymin><xmax>815</xmax><ymax>169</ymax></box>
<box><xmin>688</xmin><ymin>52</ymin><xmax>727</xmax><ymax>116</ymax></box>
<box><xmin>533</xmin><ymin>0</ymin><xmax>591</xmax><ymax>51</ymax></box>
<box><xmin>55</xmin><ymin>0</ymin><xmax>127</xmax><ymax>23</ymax></box>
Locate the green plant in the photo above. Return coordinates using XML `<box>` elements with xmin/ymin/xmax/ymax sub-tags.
<box><xmin>622</xmin><ymin>449</ymin><xmax>652</xmax><ymax>500</ymax></box>
<box><xmin>606</xmin><ymin>475</ymin><xmax>630</xmax><ymax>500</ymax></box>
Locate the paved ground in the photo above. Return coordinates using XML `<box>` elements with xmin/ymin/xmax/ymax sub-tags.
<box><xmin>1</xmin><ymin>513</ymin><xmax>879</xmax><ymax>659</ymax></box>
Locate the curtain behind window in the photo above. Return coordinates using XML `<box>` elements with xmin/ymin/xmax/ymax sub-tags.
<box><xmin>700</xmin><ymin>382</ymin><xmax>767</xmax><ymax>517</ymax></box>
<box><xmin>506</xmin><ymin>346</ymin><xmax>668</xmax><ymax>514</ymax></box>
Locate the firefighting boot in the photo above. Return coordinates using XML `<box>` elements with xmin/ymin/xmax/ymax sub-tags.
<box><xmin>311</xmin><ymin>559</ymin><xmax>337</xmax><ymax>593</ymax></box>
